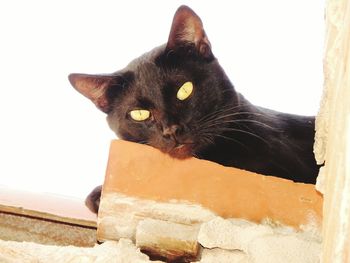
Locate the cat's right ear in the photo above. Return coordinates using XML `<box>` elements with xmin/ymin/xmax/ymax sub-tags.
<box><xmin>68</xmin><ymin>73</ymin><xmax>114</xmax><ymax>113</ymax></box>
<box><xmin>166</xmin><ymin>5</ymin><xmax>214</xmax><ymax>60</ymax></box>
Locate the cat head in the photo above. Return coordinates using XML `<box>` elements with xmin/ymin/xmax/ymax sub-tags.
<box><xmin>69</xmin><ymin>5</ymin><xmax>236</xmax><ymax>158</ymax></box>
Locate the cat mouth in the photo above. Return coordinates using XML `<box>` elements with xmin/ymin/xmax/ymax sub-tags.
<box><xmin>168</xmin><ymin>143</ymin><xmax>194</xmax><ymax>159</ymax></box>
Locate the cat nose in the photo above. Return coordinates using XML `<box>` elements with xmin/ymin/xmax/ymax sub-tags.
<box><xmin>162</xmin><ymin>124</ymin><xmax>181</xmax><ymax>139</ymax></box>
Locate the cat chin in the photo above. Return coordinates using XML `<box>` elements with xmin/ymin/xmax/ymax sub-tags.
<box><xmin>167</xmin><ymin>144</ymin><xmax>194</xmax><ymax>159</ymax></box>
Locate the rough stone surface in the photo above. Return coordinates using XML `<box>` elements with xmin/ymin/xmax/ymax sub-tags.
<box><xmin>314</xmin><ymin>0</ymin><xmax>350</xmax><ymax>261</ymax></box>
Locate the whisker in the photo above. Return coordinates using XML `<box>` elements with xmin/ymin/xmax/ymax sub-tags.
<box><xmin>197</xmin><ymin>105</ymin><xmax>241</xmax><ymax>123</ymax></box>
<box><xmin>234</xmin><ymin>119</ymin><xmax>281</xmax><ymax>131</ymax></box>
<box><xmin>135</xmin><ymin>140</ymin><xmax>151</xmax><ymax>146</ymax></box>
<box><xmin>192</xmin><ymin>152</ymin><xmax>200</xmax><ymax>159</ymax></box>
<box><xmin>201</xmin><ymin>119</ymin><xmax>277</xmax><ymax>131</ymax></box>
<box><xmin>200</xmin><ymin>132</ymin><xmax>250</xmax><ymax>151</ymax></box>
<box><xmin>202</xmin><ymin>111</ymin><xmax>278</xmax><ymax>126</ymax></box>
<box><xmin>198</xmin><ymin>112</ymin><xmax>271</xmax><ymax>133</ymax></box>
<box><xmin>202</xmin><ymin>127</ymin><xmax>270</xmax><ymax>146</ymax></box>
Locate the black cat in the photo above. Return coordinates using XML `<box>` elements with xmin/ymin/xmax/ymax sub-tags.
<box><xmin>69</xmin><ymin>6</ymin><xmax>319</xmax><ymax>213</ymax></box>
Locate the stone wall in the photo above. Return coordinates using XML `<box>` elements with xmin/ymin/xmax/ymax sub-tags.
<box><xmin>314</xmin><ymin>0</ymin><xmax>350</xmax><ymax>261</ymax></box>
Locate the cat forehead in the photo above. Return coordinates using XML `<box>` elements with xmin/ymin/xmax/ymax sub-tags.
<box><xmin>124</xmin><ymin>47</ymin><xmax>188</xmax><ymax>89</ymax></box>
<box><xmin>126</xmin><ymin>45</ymin><xmax>165</xmax><ymax>71</ymax></box>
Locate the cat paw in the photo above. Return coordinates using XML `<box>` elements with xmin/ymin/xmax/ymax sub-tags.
<box><xmin>85</xmin><ymin>185</ymin><xmax>102</xmax><ymax>214</ymax></box>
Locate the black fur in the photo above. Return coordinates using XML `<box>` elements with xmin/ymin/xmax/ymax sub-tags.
<box><xmin>69</xmin><ymin>6</ymin><xmax>319</xmax><ymax>213</ymax></box>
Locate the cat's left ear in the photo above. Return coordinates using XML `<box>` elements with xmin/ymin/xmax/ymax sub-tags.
<box><xmin>68</xmin><ymin>73</ymin><xmax>114</xmax><ymax>113</ymax></box>
<box><xmin>166</xmin><ymin>5</ymin><xmax>213</xmax><ymax>60</ymax></box>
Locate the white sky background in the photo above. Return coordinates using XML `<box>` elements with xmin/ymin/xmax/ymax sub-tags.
<box><xmin>0</xmin><ymin>1</ymin><xmax>324</xmax><ymax>199</ymax></box>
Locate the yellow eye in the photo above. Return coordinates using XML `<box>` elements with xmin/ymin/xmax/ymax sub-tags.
<box><xmin>177</xmin><ymin>81</ymin><xmax>193</xmax><ymax>101</ymax></box>
<box><xmin>130</xmin><ymin>109</ymin><xmax>150</xmax><ymax>121</ymax></box>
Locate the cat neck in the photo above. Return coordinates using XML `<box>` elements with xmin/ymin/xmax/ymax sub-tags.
<box><xmin>197</xmin><ymin>94</ymin><xmax>318</xmax><ymax>183</ymax></box>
